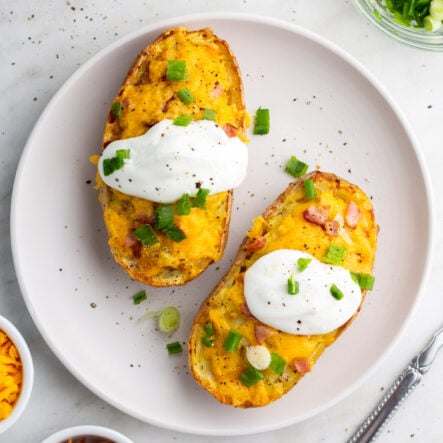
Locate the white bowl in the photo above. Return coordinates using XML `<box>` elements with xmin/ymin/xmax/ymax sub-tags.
<box><xmin>42</xmin><ymin>425</ymin><xmax>134</xmax><ymax>443</ymax></box>
<box><xmin>0</xmin><ymin>315</ymin><xmax>34</xmax><ymax>434</ymax></box>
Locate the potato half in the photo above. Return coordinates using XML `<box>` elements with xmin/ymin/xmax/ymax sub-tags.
<box><xmin>96</xmin><ymin>27</ymin><xmax>248</xmax><ymax>286</ymax></box>
<box><xmin>188</xmin><ymin>171</ymin><xmax>378</xmax><ymax>407</ymax></box>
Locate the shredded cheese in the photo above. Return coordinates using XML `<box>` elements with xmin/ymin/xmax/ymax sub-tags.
<box><xmin>0</xmin><ymin>330</ymin><xmax>23</xmax><ymax>420</ymax></box>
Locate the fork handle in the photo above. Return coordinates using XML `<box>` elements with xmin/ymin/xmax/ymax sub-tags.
<box><xmin>347</xmin><ymin>364</ymin><xmax>421</xmax><ymax>443</ymax></box>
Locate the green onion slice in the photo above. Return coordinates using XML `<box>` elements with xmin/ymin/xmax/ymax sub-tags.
<box><xmin>132</xmin><ymin>224</ymin><xmax>159</xmax><ymax>246</ymax></box>
<box><xmin>223</xmin><ymin>330</ymin><xmax>243</xmax><ymax>353</ymax></box>
<box><xmin>166</xmin><ymin>60</ymin><xmax>188</xmax><ymax>82</ymax></box>
<box><xmin>116</xmin><ymin>149</ymin><xmax>130</xmax><ymax>160</ymax></box>
<box><xmin>158</xmin><ymin>306</ymin><xmax>180</xmax><ymax>333</ymax></box>
<box><xmin>163</xmin><ymin>225</ymin><xmax>186</xmax><ymax>242</ymax></box>
<box><xmin>201</xmin><ymin>336</ymin><xmax>215</xmax><ymax>347</ymax></box>
<box><xmin>173</xmin><ymin>114</ymin><xmax>192</xmax><ymax>126</ymax></box>
<box><xmin>351</xmin><ymin>272</ymin><xmax>375</xmax><ymax>290</ymax></box>
<box><xmin>253</xmin><ymin>108</ymin><xmax>270</xmax><ymax>135</ymax></box>
<box><xmin>304</xmin><ymin>178</ymin><xmax>316</xmax><ymax>199</ymax></box>
<box><xmin>102</xmin><ymin>149</ymin><xmax>130</xmax><ymax>176</ymax></box>
<box><xmin>154</xmin><ymin>205</ymin><xmax>174</xmax><ymax>230</ymax></box>
<box><xmin>268</xmin><ymin>352</ymin><xmax>286</xmax><ymax>376</ymax></box>
<box><xmin>175</xmin><ymin>193</ymin><xmax>192</xmax><ymax>215</ymax></box>
<box><xmin>132</xmin><ymin>290</ymin><xmax>147</xmax><ymax>305</ymax></box>
<box><xmin>103</xmin><ymin>157</ymin><xmax>122</xmax><ymax>176</ymax></box>
<box><xmin>285</xmin><ymin>156</ymin><xmax>309</xmax><ymax>178</ymax></box>
<box><xmin>239</xmin><ymin>366</ymin><xmax>264</xmax><ymax>387</ymax></box>
<box><xmin>177</xmin><ymin>87</ymin><xmax>195</xmax><ymax>105</ymax></box>
<box><xmin>203</xmin><ymin>108</ymin><xmax>217</xmax><ymax>121</ymax></box>
<box><xmin>330</xmin><ymin>283</ymin><xmax>344</xmax><ymax>300</ymax></box>
<box><xmin>323</xmin><ymin>243</ymin><xmax>346</xmax><ymax>265</ymax></box>
<box><xmin>203</xmin><ymin>322</ymin><xmax>214</xmax><ymax>337</ymax></box>
<box><xmin>297</xmin><ymin>257</ymin><xmax>312</xmax><ymax>271</ymax></box>
<box><xmin>111</xmin><ymin>101</ymin><xmax>122</xmax><ymax>119</ymax></box>
<box><xmin>166</xmin><ymin>341</ymin><xmax>183</xmax><ymax>355</ymax></box>
<box><xmin>192</xmin><ymin>188</ymin><xmax>210</xmax><ymax>209</ymax></box>
<box><xmin>287</xmin><ymin>275</ymin><xmax>299</xmax><ymax>295</ymax></box>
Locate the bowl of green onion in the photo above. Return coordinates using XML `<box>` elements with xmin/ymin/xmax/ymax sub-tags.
<box><xmin>353</xmin><ymin>0</ymin><xmax>443</xmax><ymax>50</ymax></box>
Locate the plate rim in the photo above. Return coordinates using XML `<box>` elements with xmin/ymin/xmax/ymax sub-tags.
<box><xmin>10</xmin><ymin>11</ymin><xmax>435</xmax><ymax>436</ymax></box>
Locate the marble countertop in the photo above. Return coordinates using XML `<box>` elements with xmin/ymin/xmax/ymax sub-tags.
<box><xmin>2</xmin><ymin>1</ymin><xmax>443</xmax><ymax>442</ymax></box>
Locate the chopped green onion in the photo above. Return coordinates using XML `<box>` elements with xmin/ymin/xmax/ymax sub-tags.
<box><xmin>132</xmin><ymin>290</ymin><xmax>147</xmax><ymax>305</ymax></box>
<box><xmin>223</xmin><ymin>329</ymin><xmax>243</xmax><ymax>353</ymax></box>
<box><xmin>351</xmin><ymin>272</ymin><xmax>375</xmax><ymax>290</ymax></box>
<box><xmin>330</xmin><ymin>283</ymin><xmax>344</xmax><ymax>300</ymax></box>
<box><xmin>304</xmin><ymin>178</ymin><xmax>316</xmax><ymax>199</ymax></box>
<box><xmin>203</xmin><ymin>322</ymin><xmax>214</xmax><ymax>337</ymax></box>
<box><xmin>132</xmin><ymin>224</ymin><xmax>159</xmax><ymax>246</ymax></box>
<box><xmin>116</xmin><ymin>149</ymin><xmax>130</xmax><ymax>160</ymax></box>
<box><xmin>158</xmin><ymin>306</ymin><xmax>180</xmax><ymax>333</ymax></box>
<box><xmin>287</xmin><ymin>275</ymin><xmax>299</xmax><ymax>295</ymax></box>
<box><xmin>175</xmin><ymin>193</ymin><xmax>192</xmax><ymax>215</ymax></box>
<box><xmin>154</xmin><ymin>205</ymin><xmax>174</xmax><ymax>230</ymax></box>
<box><xmin>201</xmin><ymin>336</ymin><xmax>215</xmax><ymax>347</ymax></box>
<box><xmin>103</xmin><ymin>157</ymin><xmax>123</xmax><ymax>176</ymax></box>
<box><xmin>177</xmin><ymin>87</ymin><xmax>195</xmax><ymax>105</ymax></box>
<box><xmin>173</xmin><ymin>114</ymin><xmax>192</xmax><ymax>126</ymax></box>
<box><xmin>111</xmin><ymin>101</ymin><xmax>122</xmax><ymax>119</ymax></box>
<box><xmin>166</xmin><ymin>60</ymin><xmax>188</xmax><ymax>82</ymax></box>
<box><xmin>102</xmin><ymin>149</ymin><xmax>130</xmax><ymax>176</ymax></box>
<box><xmin>424</xmin><ymin>14</ymin><xmax>441</xmax><ymax>30</ymax></box>
<box><xmin>239</xmin><ymin>366</ymin><xmax>264</xmax><ymax>387</ymax></box>
<box><xmin>297</xmin><ymin>257</ymin><xmax>312</xmax><ymax>271</ymax></box>
<box><xmin>202</xmin><ymin>321</ymin><xmax>214</xmax><ymax>346</ymax></box>
<box><xmin>253</xmin><ymin>108</ymin><xmax>270</xmax><ymax>135</ymax></box>
<box><xmin>203</xmin><ymin>108</ymin><xmax>217</xmax><ymax>121</ymax></box>
<box><xmin>268</xmin><ymin>352</ymin><xmax>286</xmax><ymax>376</ymax></box>
<box><xmin>378</xmin><ymin>0</ymin><xmax>442</xmax><ymax>31</ymax></box>
<box><xmin>166</xmin><ymin>341</ymin><xmax>183</xmax><ymax>355</ymax></box>
<box><xmin>192</xmin><ymin>188</ymin><xmax>210</xmax><ymax>209</ymax></box>
<box><xmin>285</xmin><ymin>156</ymin><xmax>309</xmax><ymax>178</ymax></box>
<box><xmin>163</xmin><ymin>225</ymin><xmax>186</xmax><ymax>242</ymax></box>
<box><xmin>323</xmin><ymin>243</ymin><xmax>347</xmax><ymax>265</ymax></box>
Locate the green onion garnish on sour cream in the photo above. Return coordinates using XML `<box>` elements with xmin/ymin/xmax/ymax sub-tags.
<box><xmin>102</xmin><ymin>148</ymin><xmax>130</xmax><ymax>176</ymax></box>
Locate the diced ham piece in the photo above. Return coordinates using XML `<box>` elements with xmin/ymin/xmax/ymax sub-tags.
<box><xmin>291</xmin><ymin>358</ymin><xmax>311</xmax><ymax>373</ymax></box>
<box><xmin>123</xmin><ymin>234</ymin><xmax>138</xmax><ymax>247</ymax></box>
<box><xmin>244</xmin><ymin>236</ymin><xmax>267</xmax><ymax>251</ymax></box>
<box><xmin>345</xmin><ymin>201</ymin><xmax>361</xmax><ymax>228</ymax></box>
<box><xmin>303</xmin><ymin>206</ymin><xmax>329</xmax><ymax>226</ymax></box>
<box><xmin>136</xmin><ymin>213</ymin><xmax>154</xmax><ymax>225</ymax></box>
<box><xmin>255</xmin><ymin>324</ymin><xmax>276</xmax><ymax>344</ymax></box>
<box><xmin>210</xmin><ymin>84</ymin><xmax>224</xmax><ymax>98</ymax></box>
<box><xmin>222</xmin><ymin>123</ymin><xmax>238</xmax><ymax>138</ymax></box>
<box><xmin>325</xmin><ymin>220</ymin><xmax>340</xmax><ymax>236</ymax></box>
<box><xmin>241</xmin><ymin>303</ymin><xmax>256</xmax><ymax>319</ymax></box>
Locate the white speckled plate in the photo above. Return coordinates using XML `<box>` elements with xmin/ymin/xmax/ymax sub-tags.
<box><xmin>10</xmin><ymin>13</ymin><xmax>433</xmax><ymax>436</ymax></box>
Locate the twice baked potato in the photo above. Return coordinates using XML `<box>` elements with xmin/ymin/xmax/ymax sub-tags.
<box><xmin>188</xmin><ymin>171</ymin><xmax>378</xmax><ymax>407</ymax></box>
<box><xmin>95</xmin><ymin>27</ymin><xmax>248</xmax><ymax>286</ymax></box>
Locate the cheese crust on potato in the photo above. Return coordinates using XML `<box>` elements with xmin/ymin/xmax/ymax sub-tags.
<box><xmin>188</xmin><ymin>171</ymin><xmax>378</xmax><ymax>407</ymax></box>
<box><xmin>95</xmin><ymin>27</ymin><xmax>248</xmax><ymax>286</ymax></box>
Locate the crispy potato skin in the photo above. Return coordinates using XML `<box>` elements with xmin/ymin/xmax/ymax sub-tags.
<box><xmin>188</xmin><ymin>171</ymin><xmax>378</xmax><ymax>408</ymax></box>
<box><xmin>96</xmin><ymin>27</ymin><xmax>248</xmax><ymax>286</ymax></box>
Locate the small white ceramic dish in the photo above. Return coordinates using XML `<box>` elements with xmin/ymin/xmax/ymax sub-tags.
<box><xmin>0</xmin><ymin>315</ymin><xmax>34</xmax><ymax>434</ymax></box>
<box><xmin>42</xmin><ymin>425</ymin><xmax>133</xmax><ymax>443</ymax></box>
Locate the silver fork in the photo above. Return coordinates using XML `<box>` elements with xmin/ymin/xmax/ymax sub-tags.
<box><xmin>348</xmin><ymin>325</ymin><xmax>443</xmax><ymax>443</ymax></box>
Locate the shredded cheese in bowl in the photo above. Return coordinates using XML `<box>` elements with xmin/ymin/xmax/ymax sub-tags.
<box><xmin>0</xmin><ymin>315</ymin><xmax>33</xmax><ymax>434</ymax></box>
<box><xmin>0</xmin><ymin>330</ymin><xmax>23</xmax><ymax>420</ymax></box>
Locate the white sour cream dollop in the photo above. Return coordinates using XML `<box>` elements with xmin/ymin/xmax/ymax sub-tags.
<box><xmin>98</xmin><ymin>119</ymin><xmax>248</xmax><ymax>203</ymax></box>
<box><xmin>244</xmin><ymin>249</ymin><xmax>361</xmax><ymax>335</ymax></box>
